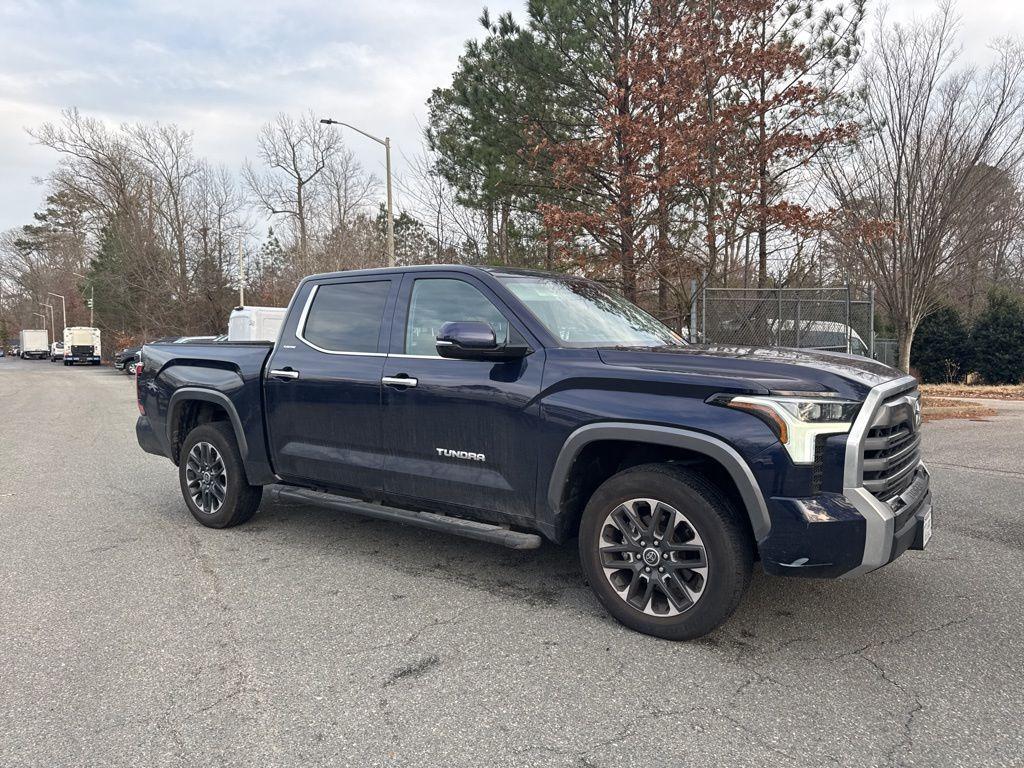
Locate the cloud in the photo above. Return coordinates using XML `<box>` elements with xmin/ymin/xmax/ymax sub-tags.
<box><xmin>0</xmin><ymin>0</ymin><xmax>520</xmax><ymax>231</ymax></box>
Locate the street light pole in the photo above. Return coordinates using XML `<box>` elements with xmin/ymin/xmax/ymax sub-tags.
<box><xmin>238</xmin><ymin>238</ymin><xmax>245</xmax><ymax>307</ymax></box>
<box><xmin>47</xmin><ymin>292</ymin><xmax>67</xmax><ymax>330</ymax></box>
<box><xmin>42</xmin><ymin>303</ymin><xmax>55</xmax><ymax>335</ymax></box>
<box><xmin>319</xmin><ymin>118</ymin><xmax>395</xmax><ymax>267</ymax></box>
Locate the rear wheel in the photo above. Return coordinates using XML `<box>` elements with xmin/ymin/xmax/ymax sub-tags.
<box><xmin>578</xmin><ymin>463</ymin><xmax>754</xmax><ymax>641</ymax></box>
<box><xmin>178</xmin><ymin>422</ymin><xmax>262</xmax><ymax>528</ymax></box>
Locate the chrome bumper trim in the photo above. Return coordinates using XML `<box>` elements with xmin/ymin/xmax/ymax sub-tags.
<box><xmin>841</xmin><ymin>375</ymin><xmax>921</xmax><ymax>578</ymax></box>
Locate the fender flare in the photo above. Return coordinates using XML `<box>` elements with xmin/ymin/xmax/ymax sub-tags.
<box><xmin>547</xmin><ymin>422</ymin><xmax>771</xmax><ymax>542</ymax></box>
<box><xmin>167</xmin><ymin>387</ymin><xmax>250</xmax><ymax>464</ymax></box>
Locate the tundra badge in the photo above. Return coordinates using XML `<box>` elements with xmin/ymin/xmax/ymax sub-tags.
<box><xmin>436</xmin><ymin>448</ymin><xmax>486</xmax><ymax>462</ymax></box>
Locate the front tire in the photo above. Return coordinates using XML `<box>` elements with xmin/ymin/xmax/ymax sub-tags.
<box><xmin>178</xmin><ymin>422</ymin><xmax>262</xmax><ymax>528</ymax></box>
<box><xmin>578</xmin><ymin>463</ymin><xmax>754</xmax><ymax>641</ymax></box>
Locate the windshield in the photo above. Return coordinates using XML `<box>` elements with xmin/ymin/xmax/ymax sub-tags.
<box><xmin>499</xmin><ymin>275</ymin><xmax>684</xmax><ymax>348</ymax></box>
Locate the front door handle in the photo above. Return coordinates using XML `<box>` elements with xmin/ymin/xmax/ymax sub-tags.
<box><xmin>382</xmin><ymin>375</ymin><xmax>418</xmax><ymax>388</ymax></box>
<box><xmin>270</xmin><ymin>368</ymin><xmax>300</xmax><ymax>380</ymax></box>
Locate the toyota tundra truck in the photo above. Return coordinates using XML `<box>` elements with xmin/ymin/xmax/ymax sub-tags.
<box><xmin>135</xmin><ymin>266</ymin><xmax>931</xmax><ymax>640</ymax></box>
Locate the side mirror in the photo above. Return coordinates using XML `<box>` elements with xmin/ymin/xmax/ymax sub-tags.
<box><xmin>436</xmin><ymin>321</ymin><xmax>530</xmax><ymax>361</ymax></box>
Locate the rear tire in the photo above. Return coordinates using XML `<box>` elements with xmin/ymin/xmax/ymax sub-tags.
<box><xmin>178</xmin><ymin>422</ymin><xmax>262</xmax><ymax>528</ymax></box>
<box><xmin>578</xmin><ymin>463</ymin><xmax>754</xmax><ymax>641</ymax></box>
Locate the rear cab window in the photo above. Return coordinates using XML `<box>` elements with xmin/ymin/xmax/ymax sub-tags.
<box><xmin>300</xmin><ymin>280</ymin><xmax>392</xmax><ymax>354</ymax></box>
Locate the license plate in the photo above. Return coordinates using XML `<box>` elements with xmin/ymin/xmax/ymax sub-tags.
<box><xmin>921</xmin><ymin>510</ymin><xmax>932</xmax><ymax>548</ymax></box>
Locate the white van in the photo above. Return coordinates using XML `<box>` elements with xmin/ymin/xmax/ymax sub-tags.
<box><xmin>63</xmin><ymin>327</ymin><xmax>102</xmax><ymax>365</ymax></box>
<box><xmin>227</xmin><ymin>306</ymin><xmax>286</xmax><ymax>342</ymax></box>
<box><xmin>770</xmin><ymin>319</ymin><xmax>869</xmax><ymax>356</ymax></box>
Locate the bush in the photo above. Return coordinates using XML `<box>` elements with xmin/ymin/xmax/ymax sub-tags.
<box><xmin>970</xmin><ymin>290</ymin><xmax>1024</xmax><ymax>385</ymax></box>
<box><xmin>911</xmin><ymin>306</ymin><xmax>970</xmax><ymax>383</ymax></box>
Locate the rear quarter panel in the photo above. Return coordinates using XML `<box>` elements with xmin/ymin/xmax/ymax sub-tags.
<box><xmin>139</xmin><ymin>342</ymin><xmax>275</xmax><ymax>483</ymax></box>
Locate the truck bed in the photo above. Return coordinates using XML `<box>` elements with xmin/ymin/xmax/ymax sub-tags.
<box><xmin>136</xmin><ymin>340</ymin><xmax>277</xmax><ymax>484</ymax></box>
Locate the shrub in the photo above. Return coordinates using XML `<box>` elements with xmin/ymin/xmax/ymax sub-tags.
<box><xmin>911</xmin><ymin>306</ymin><xmax>970</xmax><ymax>383</ymax></box>
<box><xmin>970</xmin><ymin>290</ymin><xmax>1024</xmax><ymax>385</ymax></box>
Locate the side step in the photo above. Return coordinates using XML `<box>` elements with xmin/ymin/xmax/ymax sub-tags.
<box><xmin>264</xmin><ymin>485</ymin><xmax>543</xmax><ymax>550</ymax></box>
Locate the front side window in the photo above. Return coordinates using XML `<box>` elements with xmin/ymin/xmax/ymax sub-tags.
<box><xmin>405</xmin><ymin>279</ymin><xmax>509</xmax><ymax>357</ymax></box>
<box><xmin>302</xmin><ymin>280</ymin><xmax>390</xmax><ymax>353</ymax></box>
<box><xmin>498</xmin><ymin>275</ymin><xmax>683</xmax><ymax>348</ymax></box>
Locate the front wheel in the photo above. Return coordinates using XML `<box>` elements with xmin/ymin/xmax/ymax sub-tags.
<box><xmin>178</xmin><ymin>421</ymin><xmax>262</xmax><ymax>528</ymax></box>
<box><xmin>578</xmin><ymin>463</ymin><xmax>754</xmax><ymax>641</ymax></box>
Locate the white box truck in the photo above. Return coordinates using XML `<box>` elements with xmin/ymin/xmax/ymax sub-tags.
<box><xmin>19</xmin><ymin>329</ymin><xmax>49</xmax><ymax>359</ymax></box>
<box><xmin>63</xmin><ymin>327</ymin><xmax>102</xmax><ymax>365</ymax></box>
<box><xmin>227</xmin><ymin>306</ymin><xmax>286</xmax><ymax>342</ymax></box>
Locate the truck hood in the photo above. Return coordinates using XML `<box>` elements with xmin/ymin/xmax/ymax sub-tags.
<box><xmin>597</xmin><ymin>344</ymin><xmax>903</xmax><ymax>399</ymax></box>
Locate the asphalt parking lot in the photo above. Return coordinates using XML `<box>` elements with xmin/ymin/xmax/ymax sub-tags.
<box><xmin>1</xmin><ymin>357</ymin><xmax>1022</xmax><ymax>767</ymax></box>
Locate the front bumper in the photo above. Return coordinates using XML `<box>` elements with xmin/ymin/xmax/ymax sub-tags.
<box><xmin>759</xmin><ymin>375</ymin><xmax>930</xmax><ymax>579</ymax></box>
<box><xmin>759</xmin><ymin>466</ymin><xmax>931</xmax><ymax>578</ymax></box>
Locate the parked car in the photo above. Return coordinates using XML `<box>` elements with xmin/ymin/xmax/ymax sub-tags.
<box><xmin>135</xmin><ymin>266</ymin><xmax>931</xmax><ymax>641</ymax></box>
<box><xmin>50</xmin><ymin>341</ymin><xmax>64</xmax><ymax>362</ymax></box>
<box><xmin>114</xmin><ymin>346</ymin><xmax>141</xmax><ymax>372</ymax></box>
<box><xmin>116</xmin><ymin>336</ymin><xmax>184</xmax><ymax>374</ymax></box>
<box><xmin>174</xmin><ymin>335</ymin><xmax>218</xmax><ymax>344</ymax></box>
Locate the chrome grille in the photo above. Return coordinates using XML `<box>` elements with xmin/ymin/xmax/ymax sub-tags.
<box><xmin>861</xmin><ymin>390</ymin><xmax>922</xmax><ymax>501</ymax></box>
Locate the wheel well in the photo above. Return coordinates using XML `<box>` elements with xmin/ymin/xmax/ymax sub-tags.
<box><xmin>558</xmin><ymin>439</ymin><xmax>755</xmax><ymax>545</ymax></box>
<box><xmin>171</xmin><ymin>399</ymin><xmax>231</xmax><ymax>463</ymax></box>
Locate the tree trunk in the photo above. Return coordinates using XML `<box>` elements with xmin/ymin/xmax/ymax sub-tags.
<box><xmin>485</xmin><ymin>203</ymin><xmax>495</xmax><ymax>262</ymax></box>
<box><xmin>897</xmin><ymin>322</ymin><xmax>916</xmax><ymax>374</ymax></box>
<box><xmin>499</xmin><ymin>197</ymin><xmax>511</xmax><ymax>265</ymax></box>
<box><xmin>703</xmin><ymin>0</ymin><xmax>719</xmax><ymax>277</ymax></box>
<box><xmin>756</xmin><ymin>15</ymin><xmax>769</xmax><ymax>288</ymax></box>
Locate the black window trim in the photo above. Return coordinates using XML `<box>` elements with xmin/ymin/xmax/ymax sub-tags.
<box><xmin>296</xmin><ymin>279</ymin><xmax>392</xmax><ymax>356</ymax></box>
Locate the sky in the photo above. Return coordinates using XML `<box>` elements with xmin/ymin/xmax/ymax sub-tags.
<box><xmin>1</xmin><ymin>0</ymin><xmax>1023</xmax><ymax>233</ymax></box>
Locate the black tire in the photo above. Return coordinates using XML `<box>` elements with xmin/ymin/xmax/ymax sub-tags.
<box><xmin>178</xmin><ymin>421</ymin><xmax>262</xmax><ymax>528</ymax></box>
<box><xmin>578</xmin><ymin>463</ymin><xmax>754</xmax><ymax>641</ymax></box>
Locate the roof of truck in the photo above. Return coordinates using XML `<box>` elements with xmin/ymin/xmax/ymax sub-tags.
<box><xmin>300</xmin><ymin>264</ymin><xmax>578</xmax><ymax>284</ymax></box>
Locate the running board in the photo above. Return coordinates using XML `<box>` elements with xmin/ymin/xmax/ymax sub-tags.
<box><xmin>264</xmin><ymin>485</ymin><xmax>543</xmax><ymax>550</ymax></box>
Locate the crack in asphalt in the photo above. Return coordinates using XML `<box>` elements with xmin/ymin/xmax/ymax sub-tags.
<box><xmin>926</xmin><ymin>460</ymin><xmax>1024</xmax><ymax>478</ymax></box>
<box><xmin>384</xmin><ymin>654</ymin><xmax>441</xmax><ymax>688</ymax></box>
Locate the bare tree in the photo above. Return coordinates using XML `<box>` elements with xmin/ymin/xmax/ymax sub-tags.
<box><xmin>242</xmin><ymin>112</ymin><xmax>342</xmax><ymax>263</ymax></box>
<box><xmin>321</xmin><ymin>147</ymin><xmax>380</xmax><ymax>230</ymax></box>
<box><xmin>127</xmin><ymin>122</ymin><xmax>202</xmax><ymax>301</ymax></box>
<box><xmin>396</xmin><ymin>144</ymin><xmax>488</xmax><ymax>262</ymax></box>
<box><xmin>826</xmin><ymin>5</ymin><xmax>1024</xmax><ymax>371</ymax></box>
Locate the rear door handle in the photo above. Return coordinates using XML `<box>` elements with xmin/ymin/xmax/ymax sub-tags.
<box><xmin>382</xmin><ymin>375</ymin><xmax>418</xmax><ymax>388</ymax></box>
<box><xmin>270</xmin><ymin>369</ymin><xmax>300</xmax><ymax>380</ymax></box>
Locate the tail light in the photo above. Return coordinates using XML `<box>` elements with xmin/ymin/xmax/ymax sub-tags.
<box><xmin>136</xmin><ymin>359</ymin><xmax>145</xmax><ymax>415</ymax></box>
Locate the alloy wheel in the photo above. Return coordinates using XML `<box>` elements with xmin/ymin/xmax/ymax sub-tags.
<box><xmin>184</xmin><ymin>441</ymin><xmax>227</xmax><ymax>515</ymax></box>
<box><xmin>598</xmin><ymin>498</ymin><xmax>709</xmax><ymax>616</ymax></box>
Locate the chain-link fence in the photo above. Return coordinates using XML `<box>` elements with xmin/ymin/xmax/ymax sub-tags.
<box><xmin>873</xmin><ymin>338</ymin><xmax>897</xmax><ymax>368</ymax></box>
<box><xmin>694</xmin><ymin>285</ymin><xmax>876</xmax><ymax>358</ymax></box>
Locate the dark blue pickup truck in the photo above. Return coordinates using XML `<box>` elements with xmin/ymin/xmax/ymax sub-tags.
<box><xmin>136</xmin><ymin>265</ymin><xmax>932</xmax><ymax>639</ymax></box>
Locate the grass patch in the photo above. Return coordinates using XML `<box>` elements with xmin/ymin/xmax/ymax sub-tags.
<box><xmin>921</xmin><ymin>396</ymin><xmax>997</xmax><ymax>423</ymax></box>
<box><xmin>919</xmin><ymin>384</ymin><xmax>1024</xmax><ymax>400</ymax></box>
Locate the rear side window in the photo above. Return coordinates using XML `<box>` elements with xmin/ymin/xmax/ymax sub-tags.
<box><xmin>302</xmin><ymin>281</ymin><xmax>390</xmax><ymax>353</ymax></box>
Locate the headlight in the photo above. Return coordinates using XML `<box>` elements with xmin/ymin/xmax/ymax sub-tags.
<box><xmin>716</xmin><ymin>394</ymin><xmax>861</xmax><ymax>464</ymax></box>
